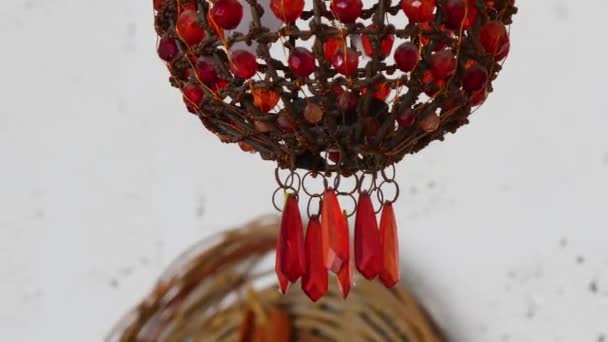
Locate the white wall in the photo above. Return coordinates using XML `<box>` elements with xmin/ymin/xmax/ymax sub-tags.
<box><xmin>0</xmin><ymin>0</ymin><xmax>607</xmax><ymax>341</ymax></box>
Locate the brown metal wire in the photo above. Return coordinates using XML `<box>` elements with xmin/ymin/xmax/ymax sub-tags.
<box><xmin>155</xmin><ymin>0</ymin><xmax>517</xmax><ymax>176</ymax></box>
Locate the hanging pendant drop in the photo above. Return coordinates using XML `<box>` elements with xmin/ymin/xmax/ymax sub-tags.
<box><xmin>320</xmin><ymin>189</ymin><xmax>349</xmax><ymax>273</ymax></box>
<box><xmin>336</xmin><ymin>209</ymin><xmax>352</xmax><ymax>298</ymax></box>
<box><xmin>278</xmin><ymin>193</ymin><xmax>306</xmax><ymax>282</ymax></box>
<box><xmin>354</xmin><ymin>192</ymin><xmax>381</xmax><ymax>280</ymax></box>
<box><xmin>379</xmin><ymin>201</ymin><xmax>400</xmax><ymax>288</ymax></box>
<box><xmin>275</xmin><ymin>234</ymin><xmax>290</xmax><ymax>294</ymax></box>
<box><xmin>302</xmin><ymin>216</ymin><xmax>329</xmax><ymax>302</ymax></box>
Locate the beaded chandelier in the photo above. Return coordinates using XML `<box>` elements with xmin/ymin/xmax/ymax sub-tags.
<box><xmin>153</xmin><ymin>0</ymin><xmax>517</xmax><ymax>301</ymax></box>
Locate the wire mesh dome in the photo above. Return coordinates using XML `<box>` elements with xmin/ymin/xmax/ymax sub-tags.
<box><xmin>154</xmin><ymin>0</ymin><xmax>516</xmax><ymax>176</ymax></box>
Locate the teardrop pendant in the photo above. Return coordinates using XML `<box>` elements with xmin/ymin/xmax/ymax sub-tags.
<box><xmin>320</xmin><ymin>189</ymin><xmax>349</xmax><ymax>273</ymax></box>
<box><xmin>379</xmin><ymin>201</ymin><xmax>400</xmax><ymax>288</ymax></box>
<box><xmin>302</xmin><ymin>216</ymin><xmax>329</xmax><ymax>301</ymax></box>
<box><xmin>279</xmin><ymin>194</ymin><xmax>306</xmax><ymax>282</ymax></box>
<box><xmin>354</xmin><ymin>192</ymin><xmax>381</xmax><ymax>279</ymax></box>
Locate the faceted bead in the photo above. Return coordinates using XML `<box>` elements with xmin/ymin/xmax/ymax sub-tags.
<box><xmin>288</xmin><ymin>47</ymin><xmax>316</xmax><ymax>77</ymax></box>
<box><xmin>331</xmin><ymin>48</ymin><xmax>359</xmax><ymax>76</ymax></box>
<box><xmin>331</xmin><ymin>0</ymin><xmax>363</xmax><ymax>24</ymax></box>
<box><xmin>462</xmin><ymin>64</ymin><xmax>488</xmax><ymax>93</ymax></box>
<box><xmin>210</xmin><ymin>0</ymin><xmax>243</xmax><ymax>30</ymax></box>
<box><xmin>270</xmin><ymin>0</ymin><xmax>305</xmax><ymax>23</ymax></box>
<box><xmin>444</xmin><ymin>0</ymin><xmax>478</xmax><ymax>30</ymax></box>
<box><xmin>157</xmin><ymin>36</ymin><xmax>179</xmax><ymax>62</ymax></box>
<box><xmin>279</xmin><ymin>194</ymin><xmax>306</xmax><ymax>282</ymax></box>
<box><xmin>361</xmin><ymin>25</ymin><xmax>394</xmax><ymax>58</ymax></box>
<box><xmin>397</xmin><ymin>108</ymin><xmax>416</xmax><ymax>128</ymax></box>
<box><xmin>354</xmin><ymin>192</ymin><xmax>381</xmax><ymax>280</ymax></box>
<box><xmin>379</xmin><ymin>202</ymin><xmax>399</xmax><ymax>288</ymax></box>
<box><xmin>320</xmin><ymin>190</ymin><xmax>350</xmax><ymax>273</ymax></box>
<box><xmin>275</xmin><ymin>227</ymin><xmax>290</xmax><ymax>294</ymax></box>
<box><xmin>238</xmin><ymin>141</ymin><xmax>255</xmax><ymax>152</ymax></box>
<box><xmin>479</xmin><ymin>21</ymin><xmax>510</xmax><ymax>60</ymax></box>
<box><xmin>304</xmin><ymin>103</ymin><xmax>324</xmax><ymax>124</ymax></box>
<box><xmin>419</xmin><ymin>112</ymin><xmax>440</xmax><ymax>132</ymax></box>
<box><xmin>401</xmin><ymin>0</ymin><xmax>436</xmax><ymax>23</ymax></box>
<box><xmin>337</xmin><ymin>256</ymin><xmax>353</xmax><ymax>298</ymax></box>
<box><xmin>252</xmin><ymin>88</ymin><xmax>280</xmax><ymax>112</ymax></box>
<box><xmin>372</xmin><ymin>83</ymin><xmax>390</xmax><ymax>101</ymax></box>
<box><xmin>195</xmin><ymin>57</ymin><xmax>219</xmax><ymax>85</ymax></box>
<box><xmin>182</xmin><ymin>83</ymin><xmax>204</xmax><ymax>109</ymax></box>
<box><xmin>323</xmin><ymin>37</ymin><xmax>342</xmax><ymax>62</ymax></box>
<box><xmin>328</xmin><ymin>151</ymin><xmax>341</xmax><ymax>163</ymax></box>
<box><xmin>394</xmin><ymin>42</ymin><xmax>419</xmax><ymax>72</ymax></box>
<box><xmin>230</xmin><ymin>50</ymin><xmax>258</xmax><ymax>79</ymax></box>
<box><xmin>176</xmin><ymin>10</ymin><xmax>206</xmax><ymax>46</ymax></box>
<box><xmin>430</xmin><ymin>50</ymin><xmax>456</xmax><ymax>80</ymax></box>
<box><xmin>302</xmin><ymin>216</ymin><xmax>329</xmax><ymax>302</ymax></box>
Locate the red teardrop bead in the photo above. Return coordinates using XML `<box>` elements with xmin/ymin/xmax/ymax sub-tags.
<box><xmin>176</xmin><ymin>10</ymin><xmax>206</xmax><ymax>46</ymax></box>
<box><xmin>323</xmin><ymin>37</ymin><xmax>342</xmax><ymax>62</ymax></box>
<box><xmin>397</xmin><ymin>108</ymin><xmax>416</xmax><ymax>128</ymax></box>
<box><xmin>479</xmin><ymin>21</ymin><xmax>510</xmax><ymax>60</ymax></box>
<box><xmin>270</xmin><ymin>0</ymin><xmax>305</xmax><ymax>23</ymax></box>
<box><xmin>279</xmin><ymin>194</ymin><xmax>306</xmax><ymax>282</ymax></box>
<box><xmin>462</xmin><ymin>64</ymin><xmax>488</xmax><ymax>93</ymax></box>
<box><xmin>330</xmin><ymin>0</ymin><xmax>363</xmax><ymax>24</ymax></box>
<box><xmin>379</xmin><ymin>202</ymin><xmax>400</xmax><ymax>288</ymax></box>
<box><xmin>275</xmin><ymin>229</ymin><xmax>290</xmax><ymax>294</ymax></box>
<box><xmin>210</xmin><ymin>0</ymin><xmax>243</xmax><ymax>30</ymax></box>
<box><xmin>331</xmin><ymin>48</ymin><xmax>359</xmax><ymax>76</ymax></box>
<box><xmin>321</xmin><ymin>190</ymin><xmax>350</xmax><ymax>273</ymax></box>
<box><xmin>230</xmin><ymin>50</ymin><xmax>258</xmax><ymax>79</ymax></box>
<box><xmin>444</xmin><ymin>0</ymin><xmax>478</xmax><ymax>30</ymax></box>
<box><xmin>153</xmin><ymin>0</ymin><xmax>166</xmax><ymax>11</ymax></box>
<box><xmin>157</xmin><ymin>35</ymin><xmax>180</xmax><ymax>62</ymax></box>
<box><xmin>195</xmin><ymin>57</ymin><xmax>219</xmax><ymax>85</ymax></box>
<box><xmin>337</xmin><ymin>254</ymin><xmax>353</xmax><ymax>298</ymax></box>
<box><xmin>361</xmin><ymin>25</ymin><xmax>394</xmax><ymax>58</ymax></box>
<box><xmin>288</xmin><ymin>47</ymin><xmax>316</xmax><ymax>77</ymax></box>
<box><xmin>430</xmin><ymin>50</ymin><xmax>456</xmax><ymax>80</ymax></box>
<box><xmin>401</xmin><ymin>0</ymin><xmax>436</xmax><ymax>23</ymax></box>
<box><xmin>354</xmin><ymin>192</ymin><xmax>381</xmax><ymax>280</ymax></box>
<box><xmin>182</xmin><ymin>83</ymin><xmax>204</xmax><ymax>109</ymax></box>
<box><xmin>302</xmin><ymin>216</ymin><xmax>329</xmax><ymax>302</ymax></box>
<box><xmin>394</xmin><ymin>42</ymin><xmax>419</xmax><ymax>72</ymax></box>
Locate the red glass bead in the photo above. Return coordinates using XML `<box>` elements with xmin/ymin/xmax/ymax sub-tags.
<box><xmin>238</xmin><ymin>141</ymin><xmax>255</xmax><ymax>152</ymax></box>
<box><xmin>430</xmin><ymin>50</ymin><xmax>456</xmax><ymax>80</ymax></box>
<box><xmin>195</xmin><ymin>57</ymin><xmax>219</xmax><ymax>85</ymax></box>
<box><xmin>354</xmin><ymin>192</ymin><xmax>381</xmax><ymax>280</ymax></box>
<box><xmin>176</xmin><ymin>10</ymin><xmax>206</xmax><ymax>46</ymax></box>
<box><xmin>337</xmin><ymin>256</ymin><xmax>353</xmax><ymax>298</ymax></box>
<box><xmin>275</xmin><ymin>227</ymin><xmax>290</xmax><ymax>294</ymax></box>
<box><xmin>157</xmin><ymin>36</ymin><xmax>179</xmax><ymax>62</ymax></box>
<box><xmin>214</xmin><ymin>79</ymin><xmax>229</xmax><ymax>92</ymax></box>
<box><xmin>397</xmin><ymin>108</ymin><xmax>416</xmax><ymax>128</ymax></box>
<box><xmin>462</xmin><ymin>64</ymin><xmax>488</xmax><ymax>93</ymax></box>
<box><xmin>178</xmin><ymin>3</ymin><xmax>196</xmax><ymax>13</ymax></box>
<box><xmin>321</xmin><ymin>189</ymin><xmax>350</xmax><ymax>273</ymax></box>
<box><xmin>328</xmin><ymin>151</ymin><xmax>341</xmax><ymax>163</ymax></box>
<box><xmin>210</xmin><ymin>0</ymin><xmax>243</xmax><ymax>30</ymax></box>
<box><xmin>401</xmin><ymin>0</ymin><xmax>436</xmax><ymax>23</ymax></box>
<box><xmin>323</xmin><ymin>37</ymin><xmax>343</xmax><ymax>62</ymax></box>
<box><xmin>270</xmin><ymin>0</ymin><xmax>305</xmax><ymax>23</ymax></box>
<box><xmin>469</xmin><ymin>89</ymin><xmax>487</xmax><ymax>106</ymax></box>
<box><xmin>153</xmin><ymin>0</ymin><xmax>166</xmax><ymax>11</ymax></box>
<box><xmin>182</xmin><ymin>83</ymin><xmax>204</xmax><ymax>108</ymax></box>
<box><xmin>288</xmin><ymin>47</ymin><xmax>316</xmax><ymax>77</ymax></box>
<box><xmin>330</xmin><ymin>0</ymin><xmax>363</xmax><ymax>24</ymax></box>
<box><xmin>361</xmin><ymin>25</ymin><xmax>394</xmax><ymax>58</ymax></box>
<box><xmin>331</xmin><ymin>48</ymin><xmax>359</xmax><ymax>76</ymax></box>
<box><xmin>279</xmin><ymin>194</ymin><xmax>306</xmax><ymax>282</ymax></box>
<box><xmin>394</xmin><ymin>42</ymin><xmax>419</xmax><ymax>72</ymax></box>
<box><xmin>479</xmin><ymin>21</ymin><xmax>510</xmax><ymax>60</ymax></box>
<box><xmin>444</xmin><ymin>0</ymin><xmax>478</xmax><ymax>30</ymax></box>
<box><xmin>362</xmin><ymin>82</ymin><xmax>390</xmax><ymax>101</ymax></box>
<box><xmin>379</xmin><ymin>202</ymin><xmax>399</xmax><ymax>288</ymax></box>
<box><xmin>230</xmin><ymin>50</ymin><xmax>258</xmax><ymax>79</ymax></box>
<box><xmin>302</xmin><ymin>216</ymin><xmax>329</xmax><ymax>302</ymax></box>
<box><xmin>252</xmin><ymin>88</ymin><xmax>280</xmax><ymax>112</ymax></box>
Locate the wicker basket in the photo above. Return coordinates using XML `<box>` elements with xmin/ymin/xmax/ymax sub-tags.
<box><xmin>108</xmin><ymin>216</ymin><xmax>443</xmax><ymax>341</ymax></box>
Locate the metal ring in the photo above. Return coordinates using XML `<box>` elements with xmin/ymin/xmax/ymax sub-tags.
<box><xmin>380</xmin><ymin>164</ymin><xmax>397</xmax><ymax>182</ymax></box>
<box><xmin>306</xmin><ymin>194</ymin><xmax>322</xmax><ymax>218</ymax></box>
<box><xmin>302</xmin><ymin>171</ymin><xmax>326</xmax><ymax>197</ymax></box>
<box><xmin>377</xmin><ymin>180</ymin><xmax>400</xmax><ymax>204</ymax></box>
<box><xmin>358</xmin><ymin>173</ymin><xmax>377</xmax><ymax>193</ymax></box>
<box><xmin>337</xmin><ymin>192</ymin><xmax>357</xmax><ymax>218</ymax></box>
<box><xmin>272</xmin><ymin>186</ymin><xmax>298</xmax><ymax>212</ymax></box>
<box><xmin>332</xmin><ymin>173</ymin><xmax>341</xmax><ymax>190</ymax></box>
<box><xmin>337</xmin><ymin>174</ymin><xmax>359</xmax><ymax>196</ymax></box>
<box><xmin>275</xmin><ymin>167</ymin><xmax>294</xmax><ymax>189</ymax></box>
<box><xmin>284</xmin><ymin>171</ymin><xmax>301</xmax><ymax>194</ymax></box>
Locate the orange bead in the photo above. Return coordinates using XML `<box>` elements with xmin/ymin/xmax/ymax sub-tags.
<box><xmin>252</xmin><ymin>88</ymin><xmax>280</xmax><ymax>112</ymax></box>
<box><xmin>379</xmin><ymin>202</ymin><xmax>399</xmax><ymax>288</ymax></box>
<box><xmin>320</xmin><ymin>190</ymin><xmax>350</xmax><ymax>273</ymax></box>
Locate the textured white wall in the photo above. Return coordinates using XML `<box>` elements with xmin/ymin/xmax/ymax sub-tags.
<box><xmin>1</xmin><ymin>0</ymin><xmax>607</xmax><ymax>341</ymax></box>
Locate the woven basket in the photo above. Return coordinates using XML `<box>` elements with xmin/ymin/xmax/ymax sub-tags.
<box><xmin>108</xmin><ymin>216</ymin><xmax>443</xmax><ymax>341</ymax></box>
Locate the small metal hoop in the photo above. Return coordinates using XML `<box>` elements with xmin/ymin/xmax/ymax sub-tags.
<box><xmin>376</xmin><ymin>180</ymin><xmax>400</xmax><ymax>204</ymax></box>
<box><xmin>302</xmin><ymin>171</ymin><xmax>326</xmax><ymax>197</ymax></box>
<box><xmin>337</xmin><ymin>192</ymin><xmax>358</xmax><ymax>217</ymax></box>
<box><xmin>284</xmin><ymin>171</ymin><xmax>302</xmax><ymax>194</ymax></box>
<box><xmin>272</xmin><ymin>186</ymin><xmax>298</xmax><ymax>212</ymax></box>
<box><xmin>306</xmin><ymin>194</ymin><xmax>322</xmax><ymax>218</ymax></box>
<box><xmin>275</xmin><ymin>167</ymin><xmax>295</xmax><ymax>189</ymax></box>
<box><xmin>381</xmin><ymin>164</ymin><xmax>397</xmax><ymax>182</ymax></box>
<box><xmin>337</xmin><ymin>174</ymin><xmax>360</xmax><ymax>196</ymax></box>
<box><xmin>358</xmin><ymin>173</ymin><xmax>377</xmax><ymax>193</ymax></box>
